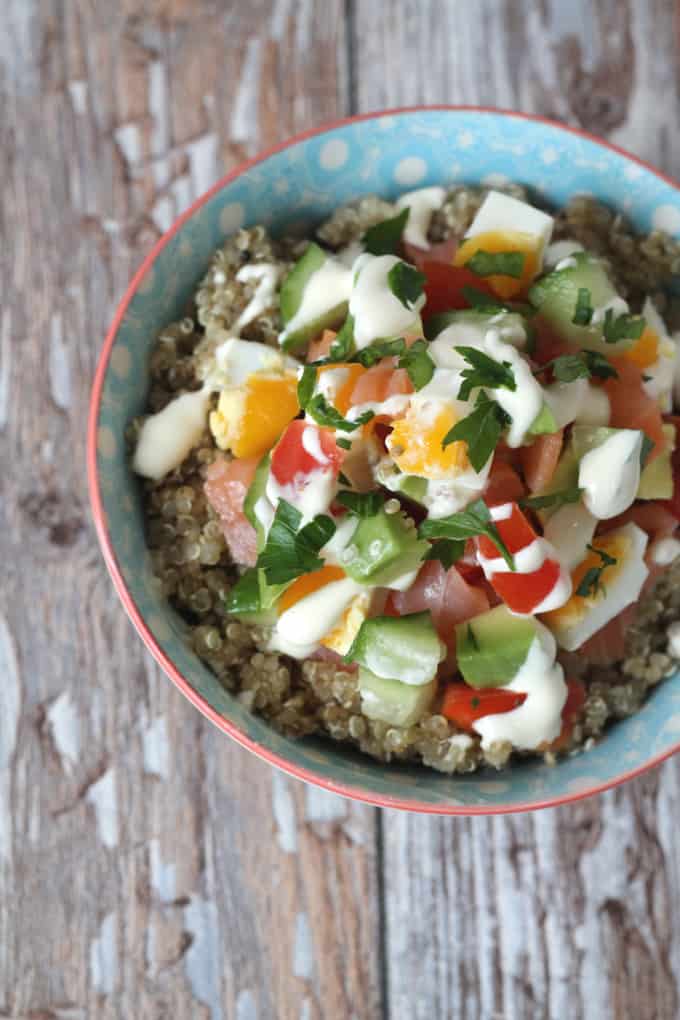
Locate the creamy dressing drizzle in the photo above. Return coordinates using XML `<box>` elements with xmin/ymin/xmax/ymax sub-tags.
<box><xmin>265</xmin><ymin>466</ymin><xmax>337</xmax><ymax>524</ymax></box>
<box><xmin>578</xmin><ymin>430</ymin><xmax>642</xmax><ymax>519</ymax></box>
<box><xmin>349</xmin><ymin>253</ymin><xmax>424</xmax><ymax>350</ymax></box>
<box><xmin>590</xmin><ymin>295</ymin><xmax>629</xmax><ymax>326</ymax></box>
<box><xmin>650</xmin><ymin>536</ymin><xmax>680</xmax><ymax>566</ymax></box>
<box><xmin>275</xmin><ymin>577</ymin><xmax>364</xmax><ymax>648</ymax></box>
<box><xmin>301</xmin><ymin>425</ymin><xmax>330</xmax><ymax>465</ymax></box>
<box><xmin>543</xmin><ymin>503</ymin><xmax>597</xmax><ymax>572</ymax></box>
<box><xmin>394</xmin><ymin>186</ymin><xmax>446</xmax><ymax>249</ymax></box>
<box><xmin>279</xmin><ymin>257</ymin><xmax>352</xmax><ymax>344</ymax></box>
<box><xmin>133</xmin><ymin>388</ymin><xmax>211</xmax><ymax>480</ymax></box>
<box><xmin>544</xmin><ymin>239</ymin><xmax>584</xmax><ymax>268</ymax></box>
<box><xmin>234</xmin><ymin>264</ymin><xmax>280</xmax><ymax>330</ymax></box>
<box><xmin>473</xmin><ymin>623</ymin><xmax>567</xmax><ymax>751</ymax></box>
<box><xmin>482</xmin><ymin>329</ymin><xmax>544</xmax><ymax>447</ymax></box>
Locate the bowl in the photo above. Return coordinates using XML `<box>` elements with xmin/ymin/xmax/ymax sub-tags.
<box><xmin>88</xmin><ymin>106</ymin><xmax>680</xmax><ymax>814</ymax></box>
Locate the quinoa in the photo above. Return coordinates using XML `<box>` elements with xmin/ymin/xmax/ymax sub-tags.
<box><xmin>134</xmin><ymin>187</ymin><xmax>680</xmax><ymax>773</ymax></box>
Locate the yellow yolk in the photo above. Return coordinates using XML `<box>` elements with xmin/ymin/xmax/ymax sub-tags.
<box><xmin>386</xmin><ymin>404</ymin><xmax>469</xmax><ymax>480</ymax></box>
<box><xmin>542</xmin><ymin>532</ymin><xmax>631</xmax><ymax>632</ymax></box>
<box><xmin>454</xmin><ymin>229</ymin><xmax>542</xmax><ymax>299</ymax></box>
<box><xmin>316</xmin><ymin>363</ymin><xmax>367</xmax><ymax>415</ymax></box>
<box><xmin>320</xmin><ymin>591</ymin><xmax>372</xmax><ymax>655</ymax></box>
<box><xmin>209</xmin><ymin>373</ymin><xmax>299</xmax><ymax>459</ymax></box>
<box><xmin>277</xmin><ymin>565</ymin><xmax>346</xmax><ymax>615</ymax></box>
<box><xmin>622</xmin><ymin>325</ymin><xmax>660</xmax><ymax>369</ymax></box>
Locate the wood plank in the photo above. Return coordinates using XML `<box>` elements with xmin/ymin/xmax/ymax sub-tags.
<box><xmin>351</xmin><ymin>1</ymin><xmax>680</xmax><ymax>1017</ymax></box>
<box><xmin>0</xmin><ymin>3</ymin><xmax>381</xmax><ymax>1018</ymax></box>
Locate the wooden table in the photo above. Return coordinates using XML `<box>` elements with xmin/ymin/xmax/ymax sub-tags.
<box><xmin>3</xmin><ymin>2</ymin><xmax>680</xmax><ymax>1017</ymax></box>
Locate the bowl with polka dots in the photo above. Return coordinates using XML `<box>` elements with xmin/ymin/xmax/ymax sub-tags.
<box><xmin>88</xmin><ymin>107</ymin><xmax>680</xmax><ymax>813</ymax></box>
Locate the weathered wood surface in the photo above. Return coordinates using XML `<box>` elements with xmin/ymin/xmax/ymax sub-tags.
<box><xmin>3</xmin><ymin>1</ymin><xmax>680</xmax><ymax>1018</ymax></box>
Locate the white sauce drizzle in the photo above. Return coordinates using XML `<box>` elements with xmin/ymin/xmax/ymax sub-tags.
<box><xmin>473</xmin><ymin>622</ymin><xmax>567</xmax><ymax>751</ymax></box>
<box><xmin>301</xmin><ymin>426</ymin><xmax>330</xmax><ymax>465</ymax></box>
<box><xmin>133</xmin><ymin>389</ymin><xmax>211</xmax><ymax>480</ymax></box>
<box><xmin>578</xmin><ymin>430</ymin><xmax>642</xmax><ymax>519</ymax></box>
<box><xmin>650</xmin><ymin>536</ymin><xmax>680</xmax><ymax>566</ymax></box>
<box><xmin>554</xmin><ymin>256</ymin><xmax>578</xmax><ymax>271</ymax></box>
<box><xmin>349</xmin><ymin>253</ymin><xmax>424</xmax><ymax>350</ymax></box>
<box><xmin>395</xmin><ymin>186</ymin><xmax>446</xmax><ymax>249</ymax></box>
<box><xmin>265</xmin><ymin>466</ymin><xmax>337</xmax><ymax>524</ymax></box>
<box><xmin>279</xmin><ymin>257</ymin><xmax>352</xmax><ymax>345</ymax></box>
<box><xmin>211</xmin><ymin>337</ymin><xmax>298</xmax><ymax>388</ymax></box>
<box><xmin>544</xmin><ymin>239</ymin><xmax>584</xmax><ymax>268</ymax></box>
<box><xmin>275</xmin><ymin>578</ymin><xmax>364</xmax><ymax>650</ymax></box>
<box><xmin>543</xmin><ymin>503</ymin><xmax>597</xmax><ymax>572</ymax></box>
<box><xmin>489</xmin><ymin>502</ymin><xmax>514</xmax><ymax>521</ymax></box>
<box><xmin>234</xmin><ymin>264</ymin><xmax>280</xmax><ymax>330</ymax></box>
<box><xmin>590</xmin><ymin>295</ymin><xmax>630</xmax><ymax>326</ymax></box>
<box><xmin>346</xmin><ymin>394</ymin><xmax>412</xmax><ymax>423</ymax></box>
<box><xmin>482</xmin><ymin>329</ymin><xmax>544</xmax><ymax>447</ymax></box>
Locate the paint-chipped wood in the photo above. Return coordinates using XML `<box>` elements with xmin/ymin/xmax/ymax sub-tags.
<box><xmin>352</xmin><ymin>2</ymin><xmax>680</xmax><ymax>1018</ymax></box>
<box><xmin>4</xmin><ymin>1</ymin><xmax>680</xmax><ymax>1018</ymax></box>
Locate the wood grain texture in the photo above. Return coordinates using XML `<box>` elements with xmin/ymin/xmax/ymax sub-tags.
<box><xmin>0</xmin><ymin>3</ymin><xmax>381</xmax><ymax>1019</ymax></box>
<box><xmin>4</xmin><ymin>1</ymin><xmax>680</xmax><ymax>1018</ymax></box>
<box><xmin>352</xmin><ymin>2</ymin><xmax>680</xmax><ymax>1018</ymax></box>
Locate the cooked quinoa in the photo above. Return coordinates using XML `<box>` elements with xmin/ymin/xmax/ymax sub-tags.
<box><xmin>132</xmin><ymin>185</ymin><xmax>680</xmax><ymax>773</ymax></box>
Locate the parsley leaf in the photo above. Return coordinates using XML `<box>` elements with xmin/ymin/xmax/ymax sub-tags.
<box><xmin>419</xmin><ymin>498</ymin><xmax>515</xmax><ymax>569</ymax></box>
<box><xmin>257</xmin><ymin>500</ymin><xmax>336</xmax><ymax>585</ymax></box>
<box><xmin>442</xmin><ymin>392</ymin><xmax>509</xmax><ymax>472</ymax></box>
<box><xmin>640</xmin><ymin>432</ymin><xmax>654</xmax><ymax>467</ymax></box>
<box><xmin>306</xmin><ymin>394</ymin><xmax>374</xmax><ymax>432</ymax></box>
<box><xmin>423</xmin><ymin>539</ymin><xmax>466</xmax><ymax>569</ymax></box>
<box><xmin>387</xmin><ymin>262</ymin><xmax>426</xmax><ymax>307</ymax></box>
<box><xmin>336</xmin><ymin>437</ymin><xmax>352</xmax><ymax>450</ymax></box>
<box><xmin>520</xmin><ymin>487</ymin><xmax>583</xmax><ymax>511</ymax></box>
<box><xmin>575</xmin><ymin>544</ymin><xmax>617</xmax><ymax>598</ymax></box>
<box><xmin>572</xmin><ymin>288</ymin><xmax>594</xmax><ymax>326</ymax></box>
<box><xmin>455</xmin><ymin>346</ymin><xmax>516</xmax><ymax>401</ymax></box>
<box><xmin>602</xmin><ymin>310</ymin><xmax>646</xmax><ymax>343</ymax></box>
<box><xmin>330</xmin><ymin>314</ymin><xmax>355</xmax><ymax>360</ymax></box>
<box><xmin>465</xmin><ymin>250</ymin><xmax>525</xmax><ymax>279</ymax></box>
<box><xmin>297</xmin><ymin>364</ymin><xmax>317</xmax><ymax>407</ymax></box>
<box><xmin>354</xmin><ymin>337</ymin><xmax>407</xmax><ymax>367</ymax></box>
<box><xmin>399</xmin><ymin>338</ymin><xmax>435</xmax><ymax>390</ymax></box>
<box><xmin>537</xmin><ymin>350</ymin><xmax>618</xmax><ymax>383</ymax></box>
<box><xmin>362</xmin><ymin>208</ymin><xmax>410</xmax><ymax>255</ymax></box>
<box><xmin>336</xmin><ymin>490</ymin><xmax>385</xmax><ymax>517</ymax></box>
<box><xmin>461</xmin><ymin>286</ymin><xmax>510</xmax><ymax>312</ymax></box>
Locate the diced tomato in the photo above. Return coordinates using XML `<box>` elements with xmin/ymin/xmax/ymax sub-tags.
<box><xmin>270</xmin><ymin>420</ymin><xmax>344</xmax><ymax>487</ymax></box>
<box><xmin>348</xmin><ymin>359</ymin><xmax>413</xmax><ymax>409</ymax></box>
<box><xmin>531</xmin><ymin>317</ymin><xmax>576</xmax><ymax>367</ymax></box>
<box><xmin>483</xmin><ymin>457</ymin><xmax>526</xmax><ymax>505</ymax></box>
<box><xmin>421</xmin><ymin>262</ymin><xmax>496</xmax><ymax>319</ymax></box>
<box><xmin>204</xmin><ymin>455</ymin><xmax>259</xmax><ymax>566</ymax></box>
<box><xmin>389</xmin><ymin>560</ymin><xmax>489</xmax><ymax>646</ymax></box>
<box><xmin>605</xmin><ymin>357</ymin><xmax>665</xmax><ymax>461</ymax></box>
<box><xmin>404</xmin><ymin>236</ymin><xmax>459</xmax><ymax>269</ymax></box>
<box><xmin>477</xmin><ymin>502</ymin><xmax>570</xmax><ymax>615</ymax></box>
<box><xmin>440</xmin><ymin>682</ymin><xmax>527</xmax><ymax>731</ymax></box>
<box><xmin>543</xmin><ymin>678</ymin><xmax>586</xmax><ymax>751</ymax></box>
<box><xmin>520</xmin><ymin>430</ymin><xmax>564</xmax><ymax>494</ymax></box>
<box><xmin>307</xmin><ymin>329</ymin><xmax>337</xmax><ymax>363</ymax></box>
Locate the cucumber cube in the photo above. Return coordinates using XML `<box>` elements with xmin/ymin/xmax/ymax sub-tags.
<box><xmin>279</xmin><ymin>243</ymin><xmax>349</xmax><ymax>353</ymax></box>
<box><xmin>343</xmin><ymin>510</ymin><xmax>430</xmax><ymax>587</ymax></box>
<box><xmin>346</xmin><ymin>612</ymin><xmax>444</xmax><ymax>686</ymax></box>
<box><xmin>359</xmin><ymin>667</ymin><xmax>437</xmax><ymax>727</ymax></box>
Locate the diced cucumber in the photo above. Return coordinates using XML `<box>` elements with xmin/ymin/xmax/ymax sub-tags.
<box><xmin>570</xmin><ymin>425</ymin><xmax>619</xmax><ymax>460</ymax></box>
<box><xmin>243</xmin><ymin>453</ymin><xmax>271</xmax><ymax>551</ymax></box>
<box><xmin>346</xmin><ymin>612</ymin><xmax>444</xmax><ymax>686</ymax></box>
<box><xmin>225</xmin><ymin>569</ymin><xmax>278</xmax><ymax>624</ymax></box>
<box><xmin>528</xmin><ymin>402</ymin><xmax>559</xmax><ymax>437</ymax></box>
<box><xmin>279</xmin><ymin>243</ymin><xmax>349</xmax><ymax>353</ymax></box>
<box><xmin>359</xmin><ymin>667</ymin><xmax>437</xmax><ymax>726</ymax></box>
<box><xmin>528</xmin><ymin>252</ymin><xmax>629</xmax><ymax>353</ymax></box>
<box><xmin>343</xmin><ymin>509</ymin><xmax>430</xmax><ymax>587</ymax></box>
<box><xmin>455</xmin><ymin>605</ymin><xmax>537</xmax><ymax>688</ymax></box>
<box><xmin>638</xmin><ymin>424</ymin><xmax>675</xmax><ymax>499</ymax></box>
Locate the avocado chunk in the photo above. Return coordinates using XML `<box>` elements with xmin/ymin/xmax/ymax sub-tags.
<box><xmin>455</xmin><ymin>605</ymin><xmax>538</xmax><ymax>688</ymax></box>
<box><xmin>638</xmin><ymin>423</ymin><xmax>675</xmax><ymax>499</ymax></box>
<box><xmin>346</xmin><ymin>611</ymin><xmax>444</xmax><ymax>686</ymax></box>
<box><xmin>243</xmin><ymin>453</ymin><xmax>271</xmax><ymax>551</ymax></box>
<box><xmin>225</xmin><ymin>568</ymin><xmax>279</xmax><ymax>624</ymax></box>
<box><xmin>343</xmin><ymin>509</ymin><xmax>430</xmax><ymax>587</ymax></box>
<box><xmin>359</xmin><ymin>667</ymin><xmax>437</xmax><ymax>726</ymax></box>
<box><xmin>528</xmin><ymin>402</ymin><xmax>559</xmax><ymax>437</ymax></box>
<box><xmin>528</xmin><ymin>252</ymin><xmax>630</xmax><ymax>354</ymax></box>
<box><xmin>279</xmin><ymin>243</ymin><xmax>349</xmax><ymax>353</ymax></box>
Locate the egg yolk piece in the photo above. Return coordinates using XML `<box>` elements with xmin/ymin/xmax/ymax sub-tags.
<box><xmin>454</xmin><ymin>230</ymin><xmax>542</xmax><ymax>299</ymax></box>
<box><xmin>386</xmin><ymin>404</ymin><xmax>470</xmax><ymax>480</ymax></box>
<box><xmin>621</xmin><ymin>326</ymin><xmax>660</xmax><ymax>370</ymax></box>
<box><xmin>210</xmin><ymin>373</ymin><xmax>299</xmax><ymax>459</ymax></box>
<box><xmin>278</xmin><ymin>564</ymin><xmax>346</xmax><ymax>615</ymax></box>
<box><xmin>316</xmin><ymin>363</ymin><xmax>367</xmax><ymax>415</ymax></box>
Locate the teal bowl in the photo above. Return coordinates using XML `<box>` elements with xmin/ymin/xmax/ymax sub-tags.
<box><xmin>88</xmin><ymin>107</ymin><xmax>680</xmax><ymax>813</ymax></box>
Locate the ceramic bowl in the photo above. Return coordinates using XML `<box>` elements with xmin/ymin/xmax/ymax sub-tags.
<box><xmin>88</xmin><ymin>107</ymin><xmax>680</xmax><ymax>813</ymax></box>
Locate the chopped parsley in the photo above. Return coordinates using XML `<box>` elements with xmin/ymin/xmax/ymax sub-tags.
<box><xmin>572</xmin><ymin>287</ymin><xmax>594</xmax><ymax>326</ymax></box>
<box><xmin>257</xmin><ymin>500</ymin><xmax>336</xmax><ymax>585</ymax></box>
<box><xmin>353</xmin><ymin>336</ymin><xmax>434</xmax><ymax>391</ymax></box>
<box><xmin>460</xmin><ymin>285</ymin><xmax>510</xmax><ymax>312</ymax></box>
<box><xmin>297</xmin><ymin>365</ymin><xmax>373</xmax><ymax>431</ymax></box>
<box><xmin>362</xmin><ymin>208</ymin><xmax>410</xmax><ymax>255</ymax></box>
<box><xmin>423</xmin><ymin>538</ymin><xmax>466</xmax><ymax>569</ymax></box>
<box><xmin>329</xmin><ymin>315</ymin><xmax>355</xmax><ymax>360</ymax></box>
<box><xmin>336</xmin><ymin>438</ymin><xmax>352</xmax><ymax>450</ymax></box>
<box><xmin>455</xmin><ymin>346</ymin><xmax>516</xmax><ymax>400</ymax></box>
<box><xmin>387</xmin><ymin>262</ymin><xmax>426</xmax><ymax>307</ymax></box>
<box><xmin>418</xmin><ymin>498</ymin><xmax>515</xmax><ymax>570</ymax></box>
<box><xmin>575</xmin><ymin>544</ymin><xmax>617</xmax><ymax>598</ymax></box>
<box><xmin>465</xmin><ymin>250</ymin><xmax>526</xmax><ymax>279</ymax></box>
<box><xmin>354</xmin><ymin>337</ymin><xmax>407</xmax><ymax>367</ymax></box>
<box><xmin>537</xmin><ymin>350</ymin><xmax>618</xmax><ymax>383</ymax></box>
<box><xmin>297</xmin><ymin>364</ymin><xmax>317</xmax><ymax>407</ymax></box>
<box><xmin>520</xmin><ymin>487</ymin><xmax>583</xmax><ymax>512</ymax></box>
<box><xmin>442</xmin><ymin>392</ymin><xmax>510</xmax><ymax>472</ymax></box>
<box><xmin>602</xmin><ymin>309</ymin><xmax>646</xmax><ymax>344</ymax></box>
<box><xmin>336</xmin><ymin>490</ymin><xmax>385</xmax><ymax>517</ymax></box>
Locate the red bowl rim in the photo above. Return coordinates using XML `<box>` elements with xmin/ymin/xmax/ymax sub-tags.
<box><xmin>88</xmin><ymin>104</ymin><xmax>680</xmax><ymax>815</ymax></box>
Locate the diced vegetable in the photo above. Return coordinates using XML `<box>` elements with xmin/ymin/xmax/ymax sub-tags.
<box><xmin>440</xmin><ymin>682</ymin><xmax>526</xmax><ymax>731</ymax></box>
<box><xmin>270</xmin><ymin>419</ymin><xmax>344</xmax><ymax>488</ymax></box>
<box><xmin>204</xmin><ymin>455</ymin><xmax>260</xmax><ymax>567</ymax></box>
<box><xmin>343</xmin><ymin>508</ymin><xmax>430</xmax><ymax>587</ymax></box>
<box><xmin>455</xmin><ymin>605</ymin><xmax>538</xmax><ymax>688</ymax></box>
<box><xmin>279</xmin><ymin>244</ymin><xmax>350</xmax><ymax>352</ymax></box>
<box><xmin>225</xmin><ymin>568</ymin><xmax>278</xmax><ymax>624</ymax></box>
<box><xmin>243</xmin><ymin>453</ymin><xmax>271</xmax><ymax>551</ymax></box>
<box><xmin>346</xmin><ymin>612</ymin><xmax>445</xmax><ymax>685</ymax></box>
<box><xmin>359</xmin><ymin>667</ymin><xmax>437</xmax><ymax>726</ymax></box>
